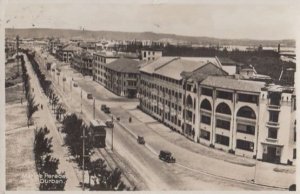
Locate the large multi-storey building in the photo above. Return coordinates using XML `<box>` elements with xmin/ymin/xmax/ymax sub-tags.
<box><xmin>93</xmin><ymin>51</ymin><xmax>138</xmax><ymax>86</ymax></box>
<box><xmin>104</xmin><ymin>58</ymin><xmax>141</xmax><ymax>98</ymax></box>
<box><xmin>139</xmin><ymin>56</ymin><xmax>296</xmax><ymax>165</ymax></box>
<box><xmin>71</xmin><ymin>51</ymin><xmax>93</xmax><ymax>76</ymax></box>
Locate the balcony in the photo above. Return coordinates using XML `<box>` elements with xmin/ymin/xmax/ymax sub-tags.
<box><xmin>265</xmin><ymin>137</ymin><xmax>278</xmax><ymax>143</ymax></box>
<box><xmin>185</xmin><ymin>105</ymin><xmax>194</xmax><ymax>111</ymax></box>
<box><xmin>267</xmin><ymin>104</ymin><xmax>281</xmax><ymax>111</ymax></box>
<box><xmin>266</xmin><ymin>121</ymin><xmax>280</xmax><ymax>128</ymax></box>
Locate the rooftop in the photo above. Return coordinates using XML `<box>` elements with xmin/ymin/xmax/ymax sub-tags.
<box><xmin>201</xmin><ymin>76</ymin><xmax>265</xmax><ymax>93</ymax></box>
<box><xmin>94</xmin><ymin>51</ymin><xmax>138</xmax><ymax>59</ymax></box>
<box><xmin>140</xmin><ymin>57</ymin><xmax>222</xmax><ymax>80</ymax></box>
<box><xmin>104</xmin><ymin>58</ymin><xmax>141</xmax><ymax>74</ymax></box>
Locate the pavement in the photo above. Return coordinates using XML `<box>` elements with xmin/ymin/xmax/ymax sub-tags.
<box><xmin>33</xmin><ymin>47</ymin><xmax>295</xmax><ymax>190</ymax></box>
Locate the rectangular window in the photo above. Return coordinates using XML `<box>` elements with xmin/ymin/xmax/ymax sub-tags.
<box><xmin>236</xmin><ymin>139</ymin><xmax>254</xmax><ymax>151</ymax></box>
<box><xmin>216</xmin><ymin>119</ymin><xmax>231</xmax><ymax>130</ymax></box>
<box><xmin>268</xmin><ymin>128</ymin><xmax>278</xmax><ymax>139</ymax></box>
<box><xmin>200</xmin><ymin>130</ymin><xmax>210</xmax><ymax>140</ymax></box>
<box><xmin>201</xmin><ymin>115</ymin><xmax>211</xmax><ymax>125</ymax></box>
<box><xmin>293</xmin><ymin>149</ymin><xmax>296</xmax><ymax>159</ymax></box>
<box><xmin>269</xmin><ymin>111</ymin><xmax>279</xmax><ymax>122</ymax></box>
<box><xmin>217</xmin><ymin>91</ymin><xmax>233</xmax><ymax>100</ymax></box>
<box><xmin>238</xmin><ymin>93</ymin><xmax>258</xmax><ymax>104</ymax></box>
<box><xmin>202</xmin><ymin>88</ymin><xmax>213</xmax><ymax>97</ymax></box>
<box><xmin>237</xmin><ymin>123</ymin><xmax>255</xmax><ymax>135</ymax></box>
<box><xmin>215</xmin><ymin>134</ymin><xmax>229</xmax><ymax>146</ymax></box>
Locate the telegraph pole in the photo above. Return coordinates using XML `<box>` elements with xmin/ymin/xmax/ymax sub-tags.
<box><xmin>16</xmin><ymin>35</ymin><xmax>20</xmax><ymax>75</ymax></box>
<box><xmin>81</xmin><ymin>126</ymin><xmax>87</xmax><ymax>190</ymax></box>
<box><xmin>111</xmin><ymin>115</ymin><xmax>114</xmax><ymax>151</ymax></box>
<box><xmin>93</xmin><ymin>98</ymin><xmax>95</xmax><ymax>119</ymax></box>
<box><xmin>81</xmin><ymin>89</ymin><xmax>83</xmax><ymax>114</ymax></box>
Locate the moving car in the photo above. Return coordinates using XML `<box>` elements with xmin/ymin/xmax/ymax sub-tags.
<box><xmin>105</xmin><ymin>120</ymin><xmax>114</xmax><ymax>128</ymax></box>
<box><xmin>137</xmin><ymin>136</ymin><xmax>145</xmax><ymax>144</ymax></box>
<box><xmin>87</xmin><ymin>93</ymin><xmax>93</xmax><ymax>99</ymax></box>
<box><xmin>101</xmin><ymin>104</ymin><xmax>107</xmax><ymax>111</ymax></box>
<box><xmin>103</xmin><ymin>107</ymin><xmax>111</xmax><ymax>114</ymax></box>
<box><xmin>159</xmin><ymin>150</ymin><xmax>176</xmax><ymax>163</ymax></box>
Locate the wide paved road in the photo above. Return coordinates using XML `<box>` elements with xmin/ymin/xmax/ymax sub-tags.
<box><xmin>33</xmin><ymin>47</ymin><xmax>283</xmax><ymax>191</ymax></box>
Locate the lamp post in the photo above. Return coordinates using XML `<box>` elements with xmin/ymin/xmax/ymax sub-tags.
<box><xmin>81</xmin><ymin>126</ymin><xmax>87</xmax><ymax>191</ymax></box>
<box><xmin>93</xmin><ymin>98</ymin><xmax>95</xmax><ymax>119</ymax></box>
<box><xmin>111</xmin><ymin>115</ymin><xmax>114</xmax><ymax>151</ymax></box>
<box><xmin>81</xmin><ymin>88</ymin><xmax>83</xmax><ymax>114</ymax></box>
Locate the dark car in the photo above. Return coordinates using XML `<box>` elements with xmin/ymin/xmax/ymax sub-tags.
<box><xmin>137</xmin><ymin>136</ymin><xmax>145</xmax><ymax>144</ymax></box>
<box><xmin>159</xmin><ymin>150</ymin><xmax>176</xmax><ymax>163</ymax></box>
<box><xmin>73</xmin><ymin>83</ymin><xmax>78</xmax><ymax>87</ymax></box>
<box><xmin>105</xmin><ymin>120</ymin><xmax>114</xmax><ymax>128</ymax></box>
<box><xmin>87</xmin><ymin>93</ymin><xmax>93</xmax><ymax>99</ymax></box>
<box><xmin>101</xmin><ymin>104</ymin><xmax>107</xmax><ymax>111</ymax></box>
<box><xmin>103</xmin><ymin>107</ymin><xmax>111</xmax><ymax>114</ymax></box>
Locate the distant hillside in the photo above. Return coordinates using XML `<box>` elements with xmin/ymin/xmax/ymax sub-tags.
<box><xmin>5</xmin><ymin>28</ymin><xmax>295</xmax><ymax>47</ymax></box>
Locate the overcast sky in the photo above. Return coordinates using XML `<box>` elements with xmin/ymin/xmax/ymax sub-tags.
<box><xmin>4</xmin><ymin>0</ymin><xmax>299</xmax><ymax>40</ymax></box>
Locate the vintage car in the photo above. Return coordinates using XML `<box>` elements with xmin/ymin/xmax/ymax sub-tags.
<box><xmin>87</xmin><ymin>93</ymin><xmax>93</xmax><ymax>99</ymax></box>
<box><xmin>137</xmin><ymin>136</ymin><xmax>145</xmax><ymax>144</ymax></box>
<box><xmin>103</xmin><ymin>107</ymin><xmax>111</xmax><ymax>114</ymax></box>
<box><xmin>159</xmin><ymin>150</ymin><xmax>176</xmax><ymax>163</ymax></box>
<box><xmin>73</xmin><ymin>83</ymin><xmax>78</xmax><ymax>87</ymax></box>
<box><xmin>105</xmin><ymin>120</ymin><xmax>114</xmax><ymax>128</ymax></box>
<box><xmin>101</xmin><ymin>104</ymin><xmax>107</xmax><ymax>111</ymax></box>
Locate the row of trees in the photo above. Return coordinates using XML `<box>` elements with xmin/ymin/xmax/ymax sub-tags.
<box><xmin>20</xmin><ymin>54</ymin><xmax>39</xmax><ymax>126</ymax></box>
<box><xmin>34</xmin><ymin>127</ymin><xmax>67</xmax><ymax>190</ymax></box>
<box><xmin>24</xmin><ymin>50</ymin><xmax>67</xmax><ymax>121</ymax></box>
<box><xmin>62</xmin><ymin>114</ymin><xmax>131</xmax><ymax>190</ymax></box>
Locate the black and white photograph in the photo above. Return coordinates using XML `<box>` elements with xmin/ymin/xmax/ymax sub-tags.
<box><xmin>3</xmin><ymin>0</ymin><xmax>298</xmax><ymax>191</ymax></box>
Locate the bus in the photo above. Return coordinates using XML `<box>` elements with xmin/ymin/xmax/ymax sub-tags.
<box><xmin>90</xmin><ymin>119</ymin><xmax>106</xmax><ymax>148</ymax></box>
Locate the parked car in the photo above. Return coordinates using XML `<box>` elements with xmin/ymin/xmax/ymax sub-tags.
<box><xmin>103</xmin><ymin>107</ymin><xmax>111</xmax><ymax>114</ymax></box>
<box><xmin>159</xmin><ymin>150</ymin><xmax>176</xmax><ymax>163</ymax></box>
<box><xmin>73</xmin><ymin>83</ymin><xmax>78</xmax><ymax>87</ymax></box>
<box><xmin>137</xmin><ymin>136</ymin><xmax>145</xmax><ymax>144</ymax></box>
<box><xmin>105</xmin><ymin>120</ymin><xmax>114</xmax><ymax>128</ymax></box>
<box><xmin>87</xmin><ymin>93</ymin><xmax>93</xmax><ymax>99</ymax></box>
<box><xmin>62</xmin><ymin>77</ymin><xmax>66</xmax><ymax>82</ymax></box>
<box><xmin>101</xmin><ymin>104</ymin><xmax>107</xmax><ymax>111</ymax></box>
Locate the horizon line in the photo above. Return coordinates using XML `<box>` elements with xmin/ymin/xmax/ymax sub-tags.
<box><xmin>5</xmin><ymin>27</ymin><xmax>296</xmax><ymax>42</ymax></box>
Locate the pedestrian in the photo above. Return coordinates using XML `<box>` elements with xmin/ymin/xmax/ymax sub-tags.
<box><xmin>129</xmin><ymin>117</ymin><xmax>132</xmax><ymax>123</ymax></box>
<box><xmin>41</xmin><ymin>104</ymin><xmax>43</xmax><ymax>110</ymax></box>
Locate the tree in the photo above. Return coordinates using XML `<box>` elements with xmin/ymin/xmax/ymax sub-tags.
<box><xmin>27</xmin><ymin>93</ymin><xmax>39</xmax><ymax>125</ymax></box>
<box><xmin>34</xmin><ymin>127</ymin><xmax>53</xmax><ymax>170</ymax></box>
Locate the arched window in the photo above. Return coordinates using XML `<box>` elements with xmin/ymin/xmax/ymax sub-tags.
<box><xmin>216</xmin><ymin>103</ymin><xmax>231</xmax><ymax>115</ymax></box>
<box><xmin>186</xmin><ymin>95</ymin><xmax>193</xmax><ymax>107</ymax></box>
<box><xmin>200</xmin><ymin>99</ymin><xmax>212</xmax><ymax>111</ymax></box>
<box><xmin>237</xmin><ymin>106</ymin><xmax>256</xmax><ymax>119</ymax></box>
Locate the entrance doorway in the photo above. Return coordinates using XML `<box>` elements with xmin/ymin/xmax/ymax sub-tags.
<box><xmin>262</xmin><ymin>146</ymin><xmax>281</xmax><ymax>164</ymax></box>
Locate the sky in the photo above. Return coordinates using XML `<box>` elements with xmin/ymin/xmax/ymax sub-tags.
<box><xmin>3</xmin><ymin>0</ymin><xmax>300</xmax><ymax>40</ymax></box>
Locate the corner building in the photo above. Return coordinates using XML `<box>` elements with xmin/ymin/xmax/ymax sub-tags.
<box><xmin>139</xmin><ymin>57</ymin><xmax>296</xmax><ymax>165</ymax></box>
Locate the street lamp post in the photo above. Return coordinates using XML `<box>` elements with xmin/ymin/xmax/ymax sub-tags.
<box><xmin>111</xmin><ymin>115</ymin><xmax>114</xmax><ymax>151</ymax></box>
<box><xmin>81</xmin><ymin>126</ymin><xmax>87</xmax><ymax>191</ymax></box>
<box><xmin>81</xmin><ymin>89</ymin><xmax>83</xmax><ymax>114</ymax></box>
<box><xmin>93</xmin><ymin>98</ymin><xmax>95</xmax><ymax>119</ymax></box>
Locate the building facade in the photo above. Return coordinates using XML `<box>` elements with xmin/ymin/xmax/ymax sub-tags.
<box><xmin>71</xmin><ymin>51</ymin><xmax>93</xmax><ymax>76</ymax></box>
<box><xmin>141</xmin><ymin>49</ymin><xmax>163</xmax><ymax>61</ymax></box>
<box><xmin>93</xmin><ymin>51</ymin><xmax>138</xmax><ymax>86</ymax></box>
<box><xmin>139</xmin><ymin>57</ymin><xmax>296</xmax><ymax>164</ymax></box>
<box><xmin>104</xmin><ymin>58</ymin><xmax>140</xmax><ymax>98</ymax></box>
